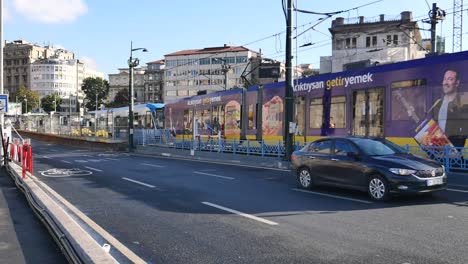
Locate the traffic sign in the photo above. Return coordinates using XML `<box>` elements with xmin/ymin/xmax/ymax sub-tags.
<box><xmin>0</xmin><ymin>94</ymin><xmax>8</xmax><ymax>113</ymax></box>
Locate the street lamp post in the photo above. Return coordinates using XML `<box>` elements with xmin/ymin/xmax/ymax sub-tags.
<box><xmin>94</xmin><ymin>92</ymin><xmax>98</xmax><ymax>137</ymax></box>
<box><xmin>128</xmin><ymin>41</ymin><xmax>148</xmax><ymax>152</ymax></box>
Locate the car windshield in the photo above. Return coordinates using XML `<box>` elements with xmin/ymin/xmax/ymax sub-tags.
<box><xmin>350</xmin><ymin>138</ymin><xmax>405</xmax><ymax>156</ymax></box>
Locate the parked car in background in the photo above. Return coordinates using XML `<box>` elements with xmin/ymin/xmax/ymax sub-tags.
<box><xmin>291</xmin><ymin>137</ymin><xmax>447</xmax><ymax>201</ymax></box>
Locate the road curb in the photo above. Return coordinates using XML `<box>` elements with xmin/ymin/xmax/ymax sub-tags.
<box><xmin>7</xmin><ymin>162</ymin><xmax>117</xmax><ymax>264</ymax></box>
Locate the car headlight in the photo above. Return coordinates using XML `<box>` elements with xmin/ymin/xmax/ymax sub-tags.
<box><xmin>389</xmin><ymin>168</ymin><xmax>416</xmax><ymax>175</ymax></box>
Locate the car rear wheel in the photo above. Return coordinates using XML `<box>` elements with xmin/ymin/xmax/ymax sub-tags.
<box><xmin>368</xmin><ymin>175</ymin><xmax>390</xmax><ymax>201</ymax></box>
<box><xmin>297</xmin><ymin>167</ymin><xmax>314</xmax><ymax>189</ymax></box>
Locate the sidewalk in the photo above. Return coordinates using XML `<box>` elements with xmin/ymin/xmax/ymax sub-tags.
<box><xmin>0</xmin><ymin>167</ymin><xmax>66</xmax><ymax>263</ymax></box>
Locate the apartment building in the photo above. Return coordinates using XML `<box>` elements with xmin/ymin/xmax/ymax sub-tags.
<box><xmin>3</xmin><ymin>40</ymin><xmax>75</xmax><ymax>96</ymax></box>
<box><xmin>108</xmin><ymin>68</ymin><xmax>146</xmax><ymax>103</ymax></box>
<box><xmin>163</xmin><ymin>45</ymin><xmax>259</xmax><ymax>102</ymax></box>
<box><xmin>145</xmin><ymin>60</ymin><xmax>165</xmax><ymax>102</ymax></box>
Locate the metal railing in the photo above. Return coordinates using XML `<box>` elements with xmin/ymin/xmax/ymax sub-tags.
<box><xmin>135</xmin><ymin>129</ymin><xmax>468</xmax><ymax>172</ymax></box>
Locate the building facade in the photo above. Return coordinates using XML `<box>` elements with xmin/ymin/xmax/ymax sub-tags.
<box><xmin>320</xmin><ymin>11</ymin><xmax>426</xmax><ymax>73</ymax></box>
<box><xmin>144</xmin><ymin>60</ymin><xmax>165</xmax><ymax>102</ymax></box>
<box><xmin>30</xmin><ymin>58</ymin><xmax>105</xmax><ymax>113</ymax></box>
<box><xmin>108</xmin><ymin>68</ymin><xmax>146</xmax><ymax>103</ymax></box>
<box><xmin>163</xmin><ymin>45</ymin><xmax>259</xmax><ymax>102</ymax></box>
<box><xmin>3</xmin><ymin>40</ymin><xmax>75</xmax><ymax>96</ymax></box>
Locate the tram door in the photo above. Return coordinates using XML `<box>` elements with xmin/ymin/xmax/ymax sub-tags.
<box><xmin>352</xmin><ymin>88</ymin><xmax>384</xmax><ymax>137</ymax></box>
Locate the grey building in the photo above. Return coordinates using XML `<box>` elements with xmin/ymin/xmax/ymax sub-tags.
<box><xmin>320</xmin><ymin>11</ymin><xmax>426</xmax><ymax>73</ymax></box>
<box><xmin>144</xmin><ymin>60</ymin><xmax>165</xmax><ymax>103</ymax></box>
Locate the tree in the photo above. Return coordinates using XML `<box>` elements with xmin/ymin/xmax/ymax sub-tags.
<box><xmin>81</xmin><ymin>77</ymin><xmax>109</xmax><ymax>111</ymax></box>
<box><xmin>106</xmin><ymin>88</ymin><xmax>129</xmax><ymax>108</ymax></box>
<box><xmin>16</xmin><ymin>86</ymin><xmax>39</xmax><ymax>113</ymax></box>
<box><xmin>41</xmin><ymin>94</ymin><xmax>62</xmax><ymax>113</ymax></box>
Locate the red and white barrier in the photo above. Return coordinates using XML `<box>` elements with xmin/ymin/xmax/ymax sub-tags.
<box><xmin>8</xmin><ymin>138</ymin><xmax>33</xmax><ymax>179</ymax></box>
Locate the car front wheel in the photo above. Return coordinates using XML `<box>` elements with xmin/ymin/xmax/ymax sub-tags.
<box><xmin>368</xmin><ymin>175</ymin><xmax>390</xmax><ymax>201</ymax></box>
<box><xmin>297</xmin><ymin>167</ymin><xmax>314</xmax><ymax>189</ymax></box>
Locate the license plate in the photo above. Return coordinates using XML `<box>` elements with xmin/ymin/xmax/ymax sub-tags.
<box><xmin>427</xmin><ymin>178</ymin><xmax>443</xmax><ymax>186</ymax></box>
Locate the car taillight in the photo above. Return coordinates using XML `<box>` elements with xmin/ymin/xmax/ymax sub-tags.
<box><xmin>291</xmin><ymin>154</ymin><xmax>296</xmax><ymax>161</ymax></box>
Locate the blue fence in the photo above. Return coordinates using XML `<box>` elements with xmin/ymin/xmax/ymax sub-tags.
<box><xmin>134</xmin><ymin>129</ymin><xmax>468</xmax><ymax>172</ymax></box>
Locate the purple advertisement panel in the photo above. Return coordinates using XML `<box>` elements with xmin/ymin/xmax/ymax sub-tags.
<box><xmin>246</xmin><ymin>88</ymin><xmax>259</xmax><ymax>135</ymax></box>
<box><xmin>262</xmin><ymin>84</ymin><xmax>285</xmax><ymax>138</ymax></box>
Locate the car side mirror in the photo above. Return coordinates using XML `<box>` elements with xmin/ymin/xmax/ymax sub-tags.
<box><xmin>347</xmin><ymin>152</ymin><xmax>359</xmax><ymax>160</ymax></box>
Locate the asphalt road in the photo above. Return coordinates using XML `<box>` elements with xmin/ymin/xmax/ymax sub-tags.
<box><xmin>30</xmin><ymin>139</ymin><xmax>468</xmax><ymax>264</ymax></box>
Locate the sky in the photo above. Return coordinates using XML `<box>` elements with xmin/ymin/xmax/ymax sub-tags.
<box><xmin>3</xmin><ymin>0</ymin><xmax>465</xmax><ymax>77</ymax></box>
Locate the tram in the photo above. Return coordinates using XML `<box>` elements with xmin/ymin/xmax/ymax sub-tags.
<box><xmin>165</xmin><ymin>50</ymin><xmax>468</xmax><ymax>148</ymax></box>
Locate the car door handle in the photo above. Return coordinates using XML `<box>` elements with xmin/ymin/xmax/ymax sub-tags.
<box><xmin>331</xmin><ymin>158</ymin><xmax>339</xmax><ymax>161</ymax></box>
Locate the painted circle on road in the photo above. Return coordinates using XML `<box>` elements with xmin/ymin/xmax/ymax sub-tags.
<box><xmin>40</xmin><ymin>168</ymin><xmax>93</xmax><ymax>178</ymax></box>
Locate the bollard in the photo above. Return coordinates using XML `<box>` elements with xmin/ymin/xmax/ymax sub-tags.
<box><xmin>21</xmin><ymin>139</ymin><xmax>33</xmax><ymax>179</ymax></box>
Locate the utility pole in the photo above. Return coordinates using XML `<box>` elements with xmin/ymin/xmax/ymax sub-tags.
<box><xmin>430</xmin><ymin>3</ymin><xmax>438</xmax><ymax>54</ymax></box>
<box><xmin>284</xmin><ymin>0</ymin><xmax>294</xmax><ymax>161</ymax></box>
<box><xmin>425</xmin><ymin>3</ymin><xmax>445</xmax><ymax>54</ymax></box>
<box><xmin>94</xmin><ymin>92</ymin><xmax>98</xmax><ymax>137</ymax></box>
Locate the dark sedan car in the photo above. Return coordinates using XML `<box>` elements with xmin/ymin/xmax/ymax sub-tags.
<box><xmin>291</xmin><ymin>137</ymin><xmax>447</xmax><ymax>201</ymax></box>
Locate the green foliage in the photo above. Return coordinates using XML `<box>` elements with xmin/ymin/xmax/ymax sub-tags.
<box><xmin>16</xmin><ymin>86</ymin><xmax>39</xmax><ymax>113</ymax></box>
<box><xmin>81</xmin><ymin>77</ymin><xmax>109</xmax><ymax>110</ymax></box>
<box><xmin>106</xmin><ymin>88</ymin><xmax>129</xmax><ymax>108</ymax></box>
<box><xmin>41</xmin><ymin>94</ymin><xmax>62</xmax><ymax>113</ymax></box>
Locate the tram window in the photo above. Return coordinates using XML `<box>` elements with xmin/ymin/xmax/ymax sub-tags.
<box><xmin>330</xmin><ymin>96</ymin><xmax>346</xmax><ymax>128</ymax></box>
<box><xmin>295</xmin><ymin>97</ymin><xmax>306</xmax><ymax>135</ymax></box>
<box><xmin>309</xmin><ymin>98</ymin><xmax>323</xmax><ymax>129</ymax></box>
<box><xmin>391</xmin><ymin>87</ymin><xmax>426</xmax><ymax>121</ymax></box>
<box><xmin>195</xmin><ymin>109</ymin><xmax>202</xmax><ymax>131</ymax></box>
<box><xmin>183</xmin><ymin>110</ymin><xmax>193</xmax><ymax>134</ymax></box>
<box><xmin>202</xmin><ymin>109</ymin><xmax>210</xmax><ymax>131</ymax></box>
<box><xmin>248</xmin><ymin>104</ymin><xmax>255</xmax><ymax>129</ymax></box>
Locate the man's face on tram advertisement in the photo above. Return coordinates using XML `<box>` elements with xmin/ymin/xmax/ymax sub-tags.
<box><xmin>442</xmin><ymin>70</ymin><xmax>460</xmax><ymax>96</ymax></box>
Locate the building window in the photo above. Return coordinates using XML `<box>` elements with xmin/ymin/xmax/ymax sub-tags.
<box><xmin>372</xmin><ymin>36</ymin><xmax>377</xmax><ymax>47</ymax></box>
<box><xmin>22</xmin><ymin>75</ymin><xmax>27</xmax><ymax>83</ymax></box>
<box><xmin>177</xmin><ymin>90</ymin><xmax>188</xmax><ymax>96</ymax></box>
<box><xmin>345</xmin><ymin>38</ymin><xmax>356</xmax><ymax>48</ymax></box>
<box><xmin>200</xmin><ymin>58</ymin><xmax>211</xmax><ymax>65</ymax></box>
<box><xmin>386</xmin><ymin>35</ymin><xmax>392</xmax><ymax>46</ymax></box>
<box><xmin>366</xmin><ymin>37</ymin><xmax>371</xmax><ymax>48</ymax></box>
<box><xmin>393</xmin><ymin>34</ymin><xmax>398</xmax><ymax>45</ymax></box>
<box><xmin>225</xmin><ymin>57</ymin><xmax>235</xmax><ymax>64</ymax></box>
<box><xmin>236</xmin><ymin>56</ymin><xmax>248</xmax><ymax>63</ymax></box>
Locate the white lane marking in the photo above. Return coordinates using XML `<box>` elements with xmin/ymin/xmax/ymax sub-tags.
<box><xmin>61</xmin><ymin>160</ymin><xmax>72</xmax><ymax>164</ymax></box>
<box><xmin>49</xmin><ymin>149</ymin><xmax>58</xmax><ymax>152</ymax></box>
<box><xmin>193</xmin><ymin>171</ymin><xmax>234</xmax><ymax>180</ymax></box>
<box><xmin>141</xmin><ymin>163</ymin><xmax>165</xmax><ymax>168</ymax></box>
<box><xmin>447</xmin><ymin>188</ymin><xmax>468</xmax><ymax>193</ymax></box>
<box><xmin>105</xmin><ymin>158</ymin><xmax>119</xmax><ymax>161</ymax></box>
<box><xmin>292</xmin><ymin>189</ymin><xmax>373</xmax><ymax>204</ymax></box>
<box><xmin>122</xmin><ymin>177</ymin><xmax>156</xmax><ymax>188</ymax></box>
<box><xmin>74</xmin><ymin>160</ymin><xmax>88</xmax><ymax>163</ymax></box>
<box><xmin>43</xmin><ymin>156</ymin><xmax>51</xmax><ymax>159</ymax></box>
<box><xmin>448</xmin><ymin>183</ymin><xmax>468</xmax><ymax>188</ymax></box>
<box><xmin>202</xmin><ymin>202</ymin><xmax>278</xmax><ymax>226</ymax></box>
<box><xmin>85</xmin><ymin>166</ymin><xmax>103</xmax><ymax>172</ymax></box>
